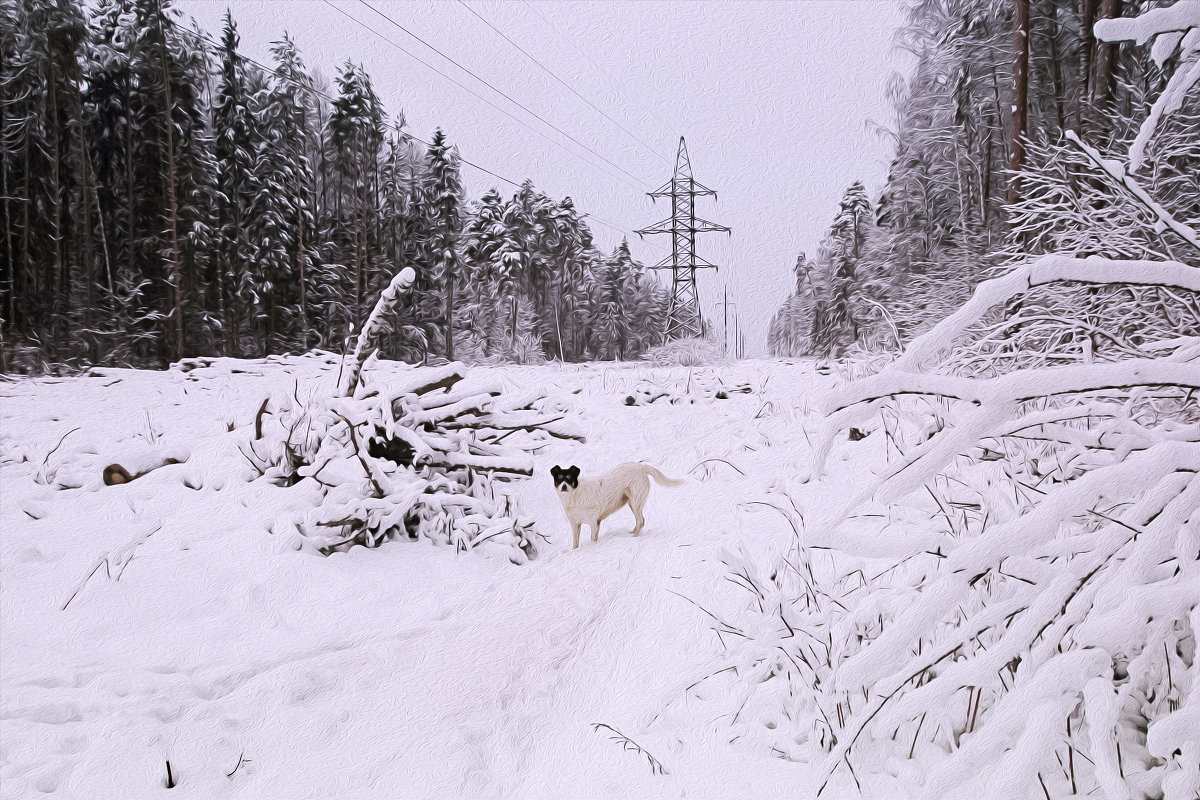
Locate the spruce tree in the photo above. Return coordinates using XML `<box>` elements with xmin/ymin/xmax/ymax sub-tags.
<box><xmin>212</xmin><ymin>10</ymin><xmax>260</xmax><ymax>353</ymax></box>
<box><xmin>327</xmin><ymin>61</ymin><xmax>384</xmax><ymax>340</ymax></box>
<box><xmin>251</xmin><ymin>33</ymin><xmax>320</xmax><ymax>353</ymax></box>
<box><xmin>419</xmin><ymin>129</ymin><xmax>464</xmax><ymax>361</ymax></box>
<box><xmin>810</xmin><ymin>181</ymin><xmax>872</xmax><ymax>358</ymax></box>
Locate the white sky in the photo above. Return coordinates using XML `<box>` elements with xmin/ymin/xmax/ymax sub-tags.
<box><xmin>178</xmin><ymin>0</ymin><xmax>910</xmax><ymax>356</ymax></box>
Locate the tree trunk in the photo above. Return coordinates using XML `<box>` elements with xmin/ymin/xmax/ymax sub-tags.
<box><xmin>554</xmin><ymin>298</ymin><xmax>564</xmax><ymax>362</ymax></box>
<box><xmin>297</xmin><ymin>199</ymin><xmax>309</xmax><ymax>351</ymax></box>
<box><xmin>155</xmin><ymin>2</ymin><xmax>186</xmax><ymax>363</ymax></box>
<box><xmin>125</xmin><ymin>85</ymin><xmax>135</xmax><ymax>299</ymax></box>
<box><xmin>1</xmin><ymin>114</ymin><xmax>13</xmax><ymax>330</ymax></box>
<box><xmin>1091</xmin><ymin>0</ymin><xmax>1122</xmax><ymax>119</ymax></box>
<box><xmin>1076</xmin><ymin>0</ymin><xmax>1097</xmax><ymax>134</ymax></box>
<box><xmin>445</xmin><ymin>253</ymin><xmax>455</xmax><ymax>361</ymax></box>
<box><xmin>510</xmin><ymin>294</ymin><xmax>518</xmax><ymax>348</ymax></box>
<box><xmin>72</xmin><ymin>88</ymin><xmax>98</xmax><ymax>361</ymax></box>
<box><xmin>47</xmin><ymin>68</ymin><xmax>65</xmax><ymax>360</ymax></box>
<box><xmin>21</xmin><ymin>135</ymin><xmax>32</xmax><ymax>330</ymax></box>
<box><xmin>1007</xmin><ymin>0</ymin><xmax>1030</xmax><ymax>205</ymax></box>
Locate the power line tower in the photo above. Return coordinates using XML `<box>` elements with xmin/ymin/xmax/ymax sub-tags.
<box><xmin>636</xmin><ymin>137</ymin><xmax>730</xmax><ymax>339</ymax></box>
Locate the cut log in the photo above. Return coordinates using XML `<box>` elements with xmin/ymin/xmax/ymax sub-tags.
<box><xmin>393</xmin><ymin>363</ymin><xmax>467</xmax><ymax>397</ymax></box>
<box><xmin>428</xmin><ymin>451</ymin><xmax>534</xmax><ymax>475</ymax></box>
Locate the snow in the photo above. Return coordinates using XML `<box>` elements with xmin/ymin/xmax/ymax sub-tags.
<box><xmin>341</xmin><ymin>267</ymin><xmax>417</xmax><ymax>396</ymax></box>
<box><xmin>1093</xmin><ymin>0</ymin><xmax>1200</xmax><ymax>46</ymax></box>
<box><xmin>1065</xmin><ymin>132</ymin><xmax>1200</xmax><ymax>246</ymax></box>
<box><xmin>0</xmin><ymin>355</ymin><xmax>842</xmax><ymax>799</ymax></box>
<box><xmin>1093</xmin><ymin>0</ymin><xmax>1200</xmax><ymax>173</ymax></box>
<box><xmin>890</xmin><ymin>254</ymin><xmax>1200</xmax><ymax>375</ymax></box>
<box><xmin>3</xmin><ymin>325</ymin><xmax>1196</xmax><ymax>798</ymax></box>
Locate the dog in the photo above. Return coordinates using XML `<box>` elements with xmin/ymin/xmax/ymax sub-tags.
<box><xmin>550</xmin><ymin>462</ymin><xmax>684</xmax><ymax>549</ymax></box>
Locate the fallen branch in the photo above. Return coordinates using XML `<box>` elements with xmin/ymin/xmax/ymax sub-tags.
<box><xmin>591</xmin><ymin>723</ymin><xmax>670</xmax><ymax>775</ymax></box>
<box><xmin>893</xmin><ymin>255</ymin><xmax>1200</xmax><ymax>373</ymax></box>
<box><xmin>253</xmin><ymin>398</ymin><xmax>270</xmax><ymax>440</ymax></box>
<box><xmin>1065</xmin><ymin>130</ymin><xmax>1200</xmax><ymax>256</ymax></box>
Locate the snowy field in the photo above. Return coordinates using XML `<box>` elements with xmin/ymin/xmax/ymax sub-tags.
<box><xmin>1</xmin><ymin>356</ymin><xmax>883</xmax><ymax>799</ymax></box>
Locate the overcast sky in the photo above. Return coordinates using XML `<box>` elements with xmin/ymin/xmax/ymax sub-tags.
<box><xmin>178</xmin><ymin>0</ymin><xmax>910</xmax><ymax>356</ymax></box>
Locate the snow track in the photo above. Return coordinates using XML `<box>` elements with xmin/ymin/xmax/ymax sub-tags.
<box><xmin>1</xmin><ymin>358</ymin><xmax>828</xmax><ymax>798</ymax></box>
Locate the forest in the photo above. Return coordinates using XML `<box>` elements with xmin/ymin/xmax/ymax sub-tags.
<box><xmin>769</xmin><ymin>0</ymin><xmax>1200</xmax><ymax>359</ymax></box>
<box><xmin>0</xmin><ymin>0</ymin><xmax>670</xmax><ymax>372</ymax></box>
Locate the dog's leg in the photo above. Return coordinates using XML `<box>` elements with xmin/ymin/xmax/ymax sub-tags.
<box><xmin>572</xmin><ymin>521</ymin><xmax>581</xmax><ymax>550</ymax></box>
<box><xmin>591</xmin><ymin>519</ymin><xmax>600</xmax><ymax>542</ymax></box>
<box><xmin>629</xmin><ymin>480</ymin><xmax>650</xmax><ymax>536</ymax></box>
<box><xmin>630</xmin><ymin>499</ymin><xmax>646</xmax><ymax>536</ymax></box>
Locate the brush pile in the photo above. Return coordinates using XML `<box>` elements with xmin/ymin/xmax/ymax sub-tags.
<box><xmin>242</xmin><ymin>268</ymin><xmax>584</xmax><ymax>562</ymax></box>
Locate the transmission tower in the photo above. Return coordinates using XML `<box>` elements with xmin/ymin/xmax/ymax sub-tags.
<box><xmin>636</xmin><ymin>137</ymin><xmax>730</xmax><ymax>339</ymax></box>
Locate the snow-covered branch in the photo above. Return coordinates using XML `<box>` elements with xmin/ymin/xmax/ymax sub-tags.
<box><xmin>1094</xmin><ymin>1</ymin><xmax>1200</xmax><ymax>171</ymax></box>
<box><xmin>341</xmin><ymin>267</ymin><xmax>417</xmax><ymax>397</ymax></box>
<box><xmin>1093</xmin><ymin>1</ymin><xmax>1200</xmax><ymax>45</ymax></box>
<box><xmin>1064</xmin><ymin>132</ymin><xmax>1200</xmax><ymax>255</ymax></box>
<box><xmin>892</xmin><ymin>254</ymin><xmax>1200</xmax><ymax>374</ymax></box>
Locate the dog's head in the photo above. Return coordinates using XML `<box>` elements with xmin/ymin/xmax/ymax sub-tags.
<box><xmin>550</xmin><ymin>465</ymin><xmax>581</xmax><ymax>493</ymax></box>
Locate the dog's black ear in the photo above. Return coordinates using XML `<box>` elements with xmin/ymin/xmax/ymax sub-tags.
<box><xmin>550</xmin><ymin>465</ymin><xmax>562</xmax><ymax>477</ymax></box>
<box><xmin>567</xmin><ymin>465</ymin><xmax>581</xmax><ymax>478</ymax></box>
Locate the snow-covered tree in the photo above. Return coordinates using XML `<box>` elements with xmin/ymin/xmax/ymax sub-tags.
<box><xmin>811</xmin><ymin>181</ymin><xmax>873</xmax><ymax>357</ymax></box>
<box><xmin>326</xmin><ymin>61</ymin><xmax>385</xmax><ymax>340</ymax></box>
<box><xmin>419</xmin><ymin>129</ymin><xmax>464</xmax><ymax>361</ymax></box>
<box><xmin>720</xmin><ymin>8</ymin><xmax>1200</xmax><ymax>797</ymax></box>
<box><xmin>0</xmin><ymin>3</ymin><xmax>679</xmax><ymax>370</ymax></box>
<box><xmin>250</xmin><ymin>32</ymin><xmax>321</xmax><ymax>353</ymax></box>
<box><xmin>212</xmin><ymin>10</ymin><xmax>262</xmax><ymax>354</ymax></box>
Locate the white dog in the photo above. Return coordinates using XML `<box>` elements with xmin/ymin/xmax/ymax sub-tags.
<box><xmin>550</xmin><ymin>462</ymin><xmax>684</xmax><ymax>549</ymax></box>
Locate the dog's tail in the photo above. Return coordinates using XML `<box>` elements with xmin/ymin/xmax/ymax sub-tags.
<box><xmin>643</xmin><ymin>464</ymin><xmax>685</xmax><ymax>487</ymax></box>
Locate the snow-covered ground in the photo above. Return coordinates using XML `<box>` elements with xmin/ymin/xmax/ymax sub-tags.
<box><xmin>1</xmin><ymin>356</ymin><xmax>872</xmax><ymax>799</ymax></box>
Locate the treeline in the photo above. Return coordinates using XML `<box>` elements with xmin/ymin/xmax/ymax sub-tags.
<box><xmin>0</xmin><ymin>0</ymin><xmax>669</xmax><ymax>372</ymax></box>
<box><xmin>770</xmin><ymin>0</ymin><xmax>1200</xmax><ymax>359</ymax></box>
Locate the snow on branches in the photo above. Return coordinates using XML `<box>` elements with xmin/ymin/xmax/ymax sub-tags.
<box><xmin>884</xmin><ymin>255</ymin><xmax>1200</xmax><ymax>375</ymax></box>
<box><xmin>341</xmin><ymin>267</ymin><xmax>417</xmax><ymax>397</ymax></box>
<box><xmin>246</xmin><ymin>364</ymin><xmax>579</xmax><ymax>560</ymax></box>
<box><xmin>1094</xmin><ymin>0</ymin><xmax>1200</xmax><ymax>172</ymax></box>
<box><xmin>715</xmin><ymin>254</ymin><xmax>1200</xmax><ymax>798</ymax></box>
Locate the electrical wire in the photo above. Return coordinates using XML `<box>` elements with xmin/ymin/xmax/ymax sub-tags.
<box><xmin>183</xmin><ymin>24</ymin><xmax>663</xmax><ymax>249</ymax></box>
<box><xmin>454</xmin><ymin>0</ymin><xmax>669</xmax><ymax>166</ymax></box>
<box><xmin>349</xmin><ymin>0</ymin><xmax>655</xmax><ymax>190</ymax></box>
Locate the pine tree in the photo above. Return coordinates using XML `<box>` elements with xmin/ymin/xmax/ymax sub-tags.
<box><xmin>589</xmin><ymin>243</ymin><xmax>628</xmax><ymax>360</ymax></box>
<box><xmin>541</xmin><ymin>196</ymin><xmax>593</xmax><ymax>360</ymax></box>
<box><xmin>767</xmin><ymin>252</ymin><xmax>817</xmax><ymax>357</ymax></box>
<box><xmin>460</xmin><ymin>187</ymin><xmax>508</xmax><ymax>357</ymax></box>
<box><xmin>495</xmin><ymin>181</ymin><xmax>539</xmax><ymax>355</ymax></box>
<box><xmin>1</xmin><ymin>0</ymin><xmax>90</xmax><ymax>359</ymax></box>
<box><xmin>2</xmin><ymin>1</ymin><xmax>688</xmax><ymax>370</ymax></box>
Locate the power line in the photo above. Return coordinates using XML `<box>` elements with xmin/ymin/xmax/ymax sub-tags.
<box><xmin>182</xmin><ymin>25</ymin><xmax>663</xmax><ymax>250</ymax></box>
<box><xmin>454</xmin><ymin>0</ymin><xmax>670</xmax><ymax>167</ymax></box>
<box><xmin>315</xmin><ymin>0</ymin><xmax>645</xmax><ymax>195</ymax></box>
<box><xmin>520</xmin><ymin>0</ymin><xmax>681</xmax><ymax>145</ymax></box>
<box><xmin>348</xmin><ymin>0</ymin><xmax>655</xmax><ymax>190</ymax></box>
